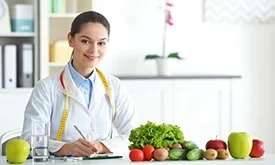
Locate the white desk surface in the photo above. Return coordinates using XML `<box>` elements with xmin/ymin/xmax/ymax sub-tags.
<box><xmin>1</xmin><ymin>154</ymin><xmax>275</xmax><ymax>165</ymax></box>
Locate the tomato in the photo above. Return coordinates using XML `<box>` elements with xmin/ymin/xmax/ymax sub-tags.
<box><xmin>143</xmin><ymin>145</ymin><xmax>155</xmax><ymax>161</ymax></box>
<box><xmin>129</xmin><ymin>149</ymin><xmax>144</xmax><ymax>161</ymax></box>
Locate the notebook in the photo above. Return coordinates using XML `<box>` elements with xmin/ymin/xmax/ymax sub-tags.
<box><xmin>84</xmin><ymin>154</ymin><xmax>123</xmax><ymax>160</ymax></box>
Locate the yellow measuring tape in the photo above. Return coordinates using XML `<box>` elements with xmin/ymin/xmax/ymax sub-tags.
<box><xmin>56</xmin><ymin>68</ymin><xmax>115</xmax><ymax>141</ymax></box>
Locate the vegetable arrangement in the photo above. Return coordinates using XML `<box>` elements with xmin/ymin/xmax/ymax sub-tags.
<box><xmin>128</xmin><ymin>121</ymin><xmax>227</xmax><ymax>162</ymax></box>
<box><xmin>128</xmin><ymin>141</ymin><xmax>204</xmax><ymax>162</ymax></box>
<box><xmin>128</xmin><ymin>121</ymin><xmax>184</xmax><ymax>150</ymax></box>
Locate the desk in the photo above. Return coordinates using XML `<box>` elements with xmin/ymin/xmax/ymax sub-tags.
<box><xmin>1</xmin><ymin>154</ymin><xmax>275</xmax><ymax>165</ymax></box>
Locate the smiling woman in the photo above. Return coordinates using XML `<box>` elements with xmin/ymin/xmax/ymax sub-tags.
<box><xmin>67</xmin><ymin>11</ymin><xmax>110</xmax><ymax>78</ymax></box>
<box><xmin>20</xmin><ymin>11</ymin><xmax>137</xmax><ymax>158</ymax></box>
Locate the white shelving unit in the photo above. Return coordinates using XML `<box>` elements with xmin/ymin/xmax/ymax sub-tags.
<box><xmin>39</xmin><ymin>0</ymin><xmax>94</xmax><ymax>79</ymax></box>
<box><xmin>0</xmin><ymin>0</ymin><xmax>39</xmax><ymax>90</ymax></box>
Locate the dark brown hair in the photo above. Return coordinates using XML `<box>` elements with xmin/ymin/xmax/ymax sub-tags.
<box><xmin>70</xmin><ymin>11</ymin><xmax>110</xmax><ymax>37</ymax></box>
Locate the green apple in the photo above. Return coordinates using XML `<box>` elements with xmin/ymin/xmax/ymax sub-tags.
<box><xmin>228</xmin><ymin>132</ymin><xmax>253</xmax><ymax>159</ymax></box>
<box><xmin>5</xmin><ymin>139</ymin><xmax>30</xmax><ymax>164</ymax></box>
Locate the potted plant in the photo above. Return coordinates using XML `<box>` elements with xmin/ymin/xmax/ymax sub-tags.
<box><xmin>145</xmin><ymin>1</ymin><xmax>183</xmax><ymax>76</ymax></box>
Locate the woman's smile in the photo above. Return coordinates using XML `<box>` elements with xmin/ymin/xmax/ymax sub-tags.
<box><xmin>84</xmin><ymin>54</ymin><xmax>99</xmax><ymax>60</ymax></box>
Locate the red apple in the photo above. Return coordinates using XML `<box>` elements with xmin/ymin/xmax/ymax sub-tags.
<box><xmin>206</xmin><ymin>136</ymin><xmax>227</xmax><ymax>150</ymax></box>
<box><xmin>249</xmin><ymin>139</ymin><xmax>265</xmax><ymax>158</ymax></box>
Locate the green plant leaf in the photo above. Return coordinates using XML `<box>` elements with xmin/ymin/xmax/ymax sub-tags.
<box><xmin>145</xmin><ymin>54</ymin><xmax>161</xmax><ymax>60</ymax></box>
<box><xmin>168</xmin><ymin>52</ymin><xmax>183</xmax><ymax>60</ymax></box>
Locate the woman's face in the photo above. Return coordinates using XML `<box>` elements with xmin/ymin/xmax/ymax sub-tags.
<box><xmin>68</xmin><ymin>22</ymin><xmax>109</xmax><ymax>70</ymax></box>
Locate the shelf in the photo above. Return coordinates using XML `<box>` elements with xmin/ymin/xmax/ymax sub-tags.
<box><xmin>0</xmin><ymin>32</ymin><xmax>35</xmax><ymax>37</ymax></box>
<box><xmin>49</xmin><ymin>62</ymin><xmax>67</xmax><ymax>67</ymax></box>
<box><xmin>49</xmin><ymin>13</ymin><xmax>79</xmax><ymax>18</ymax></box>
<box><xmin>0</xmin><ymin>88</ymin><xmax>33</xmax><ymax>93</ymax></box>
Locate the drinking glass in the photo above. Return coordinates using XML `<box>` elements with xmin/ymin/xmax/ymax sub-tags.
<box><xmin>31</xmin><ymin>121</ymin><xmax>50</xmax><ymax>162</ymax></box>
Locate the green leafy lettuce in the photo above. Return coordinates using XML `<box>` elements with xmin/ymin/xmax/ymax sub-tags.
<box><xmin>128</xmin><ymin>121</ymin><xmax>184</xmax><ymax>150</ymax></box>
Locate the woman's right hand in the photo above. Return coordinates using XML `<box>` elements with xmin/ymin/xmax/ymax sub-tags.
<box><xmin>55</xmin><ymin>138</ymin><xmax>96</xmax><ymax>157</ymax></box>
<box><xmin>69</xmin><ymin>138</ymin><xmax>97</xmax><ymax>157</ymax></box>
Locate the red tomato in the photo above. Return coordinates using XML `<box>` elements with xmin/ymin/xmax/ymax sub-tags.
<box><xmin>143</xmin><ymin>145</ymin><xmax>155</xmax><ymax>161</ymax></box>
<box><xmin>129</xmin><ymin>149</ymin><xmax>144</xmax><ymax>161</ymax></box>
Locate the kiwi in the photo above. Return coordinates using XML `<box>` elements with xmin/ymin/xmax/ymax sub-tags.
<box><xmin>172</xmin><ymin>143</ymin><xmax>183</xmax><ymax>149</ymax></box>
<box><xmin>216</xmin><ymin>149</ymin><xmax>229</xmax><ymax>160</ymax></box>
<box><xmin>164</xmin><ymin>146</ymin><xmax>170</xmax><ymax>152</ymax></box>
<box><xmin>203</xmin><ymin>149</ymin><xmax>218</xmax><ymax>160</ymax></box>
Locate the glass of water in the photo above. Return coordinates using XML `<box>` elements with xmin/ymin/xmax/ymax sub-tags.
<box><xmin>31</xmin><ymin>121</ymin><xmax>50</xmax><ymax>162</ymax></box>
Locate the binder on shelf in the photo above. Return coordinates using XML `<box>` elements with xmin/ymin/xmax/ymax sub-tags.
<box><xmin>17</xmin><ymin>43</ymin><xmax>34</xmax><ymax>87</ymax></box>
<box><xmin>0</xmin><ymin>45</ymin><xmax>2</xmax><ymax>88</ymax></box>
<box><xmin>3</xmin><ymin>45</ymin><xmax>17</xmax><ymax>88</ymax></box>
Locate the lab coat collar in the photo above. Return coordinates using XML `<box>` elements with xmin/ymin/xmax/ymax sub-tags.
<box><xmin>58</xmin><ymin>65</ymin><xmax>106</xmax><ymax>109</ymax></box>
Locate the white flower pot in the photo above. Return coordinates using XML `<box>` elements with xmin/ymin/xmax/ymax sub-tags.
<box><xmin>156</xmin><ymin>58</ymin><xmax>177</xmax><ymax>76</ymax></box>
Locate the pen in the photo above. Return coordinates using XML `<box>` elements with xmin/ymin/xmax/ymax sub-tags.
<box><xmin>73</xmin><ymin>125</ymin><xmax>99</xmax><ymax>155</ymax></box>
<box><xmin>73</xmin><ymin>125</ymin><xmax>86</xmax><ymax>140</ymax></box>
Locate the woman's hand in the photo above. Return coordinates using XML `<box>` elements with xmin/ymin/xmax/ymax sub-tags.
<box><xmin>55</xmin><ymin>138</ymin><xmax>97</xmax><ymax>157</ymax></box>
<box><xmin>69</xmin><ymin>138</ymin><xmax>98</xmax><ymax>157</ymax></box>
<box><xmin>90</xmin><ymin>141</ymin><xmax>111</xmax><ymax>154</ymax></box>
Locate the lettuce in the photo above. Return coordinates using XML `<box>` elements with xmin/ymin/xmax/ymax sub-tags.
<box><xmin>128</xmin><ymin>121</ymin><xmax>184</xmax><ymax>150</ymax></box>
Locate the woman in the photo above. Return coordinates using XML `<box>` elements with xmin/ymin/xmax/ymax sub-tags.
<box><xmin>21</xmin><ymin>11</ymin><xmax>137</xmax><ymax>157</ymax></box>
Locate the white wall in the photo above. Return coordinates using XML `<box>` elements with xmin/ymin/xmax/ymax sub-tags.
<box><xmin>94</xmin><ymin>0</ymin><xmax>275</xmax><ymax>153</ymax></box>
<box><xmin>95</xmin><ymin>0</ymin><xmax>243</xmax><ymax>76</ymax></box>
<box><xmin>240</xmin><ymin>26</ymin><xmax>275</xmax><ymax>154</ymax></box>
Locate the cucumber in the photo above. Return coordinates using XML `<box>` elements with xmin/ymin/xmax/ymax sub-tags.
<box><xmin>186</xmin><ymin>149</ymin><xmax>202</xmax><ymax>161</ymax></box>
<box><xmin>169</xmin><ymin>148</ymin><xmax>186</xmax><ymax>160</ymax></box>
<box><xmin>181</xmin><ymin>149</ymin><xmax>188</xmax><ymax>160</ymax></box>
<box><xmin>183</xmin><ymin>141</ymin><xmax>198</xmax><ymax>150</ymax></box>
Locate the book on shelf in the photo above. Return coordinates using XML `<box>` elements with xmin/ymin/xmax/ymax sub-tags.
<box><xmin>48</xmin><ymin>0</ymin><xmax>91</xmax><ymax>14</ymax></box>
<box><xmin>49</xmin><ymin>0</ymin><xmax>66</xmax><ymax>13</ymax></box>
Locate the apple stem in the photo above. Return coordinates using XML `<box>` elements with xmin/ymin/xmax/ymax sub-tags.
<box><xmin>216</xmin><ymin>135</ymin><xmax>218</xmax><ymax>139</ymax></box>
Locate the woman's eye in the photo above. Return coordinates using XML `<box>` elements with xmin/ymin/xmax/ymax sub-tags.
<box><xmin>81</xmin><ymin>40</ymin><xmax>90</xmax><ymax>44</ymax></box>
<box><xmin>98</xmin><ymin>42</ymin><xmax>106</xmax><ymax>46</ymax></box>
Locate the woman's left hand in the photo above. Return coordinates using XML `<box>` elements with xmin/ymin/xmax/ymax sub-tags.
<box><xmin>90</xmin><ymin>142</ymin><xmax>111</xmax><ymax>154</ymax></box>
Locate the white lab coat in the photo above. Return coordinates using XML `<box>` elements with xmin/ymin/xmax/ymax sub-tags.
<box><xmin>21</xmin><ymin>64</ymin><xmax>137</xmax><ymax>155</ymax></box>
